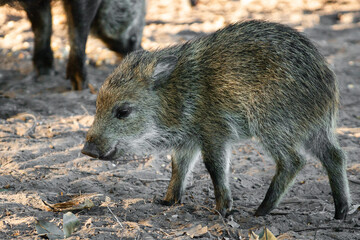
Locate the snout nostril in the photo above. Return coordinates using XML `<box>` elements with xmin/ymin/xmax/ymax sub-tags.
<box><xmin>81</xmin><ymin>142</ymin><xmax>100</xmax><ymax>158</ymax></box>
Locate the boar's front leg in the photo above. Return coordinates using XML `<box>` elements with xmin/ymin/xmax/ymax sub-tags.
<box><xmin>164</xmin><ymin>144</ymin><xmax>201</xmax><ymax>205</ymax></box>
<box><xmin>22</xmin><ymin>0</ymin><xmax>53</xmax><ymax>75</ymax></box>
<box><xmin>63</xmin><ymin>0</ymin><xmax>101</xmax><ymax>90</ymax></box>
<box><xmin>202</xmin><ymin>142</ymin><xmax>233</xmax><ymax>216</ymax></box>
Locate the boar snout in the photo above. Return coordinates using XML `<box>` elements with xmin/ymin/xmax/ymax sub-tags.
<box><xmin>82</xmin><ymin>140</ymin><xmax>117</xmax><ymax>160</ymax></box>
<box><xmin>81</xmin><ymin>141</ymin><xmax>100</xmax><ymax>158</ymax></box>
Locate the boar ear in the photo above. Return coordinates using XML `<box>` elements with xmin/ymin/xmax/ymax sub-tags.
<box><xmin>151</xmin><ymin>55</ymin><xmax>178</xmax><ymax>89</ymax></box>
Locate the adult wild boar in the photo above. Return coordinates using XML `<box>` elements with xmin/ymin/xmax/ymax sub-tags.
<box><xmin>1</xmin><ymin>0</ymin><xmax>146</xmax><ymax>90</ymax></box>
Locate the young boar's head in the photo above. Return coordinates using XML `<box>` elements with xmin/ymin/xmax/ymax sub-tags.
<box><xmin>82</xmin><ymin>51</ymin><xmax>178</xmax><ymax>160</ymax></box>
<box><xmin>92</xmin><ymin>0</ymin><xmax>146</xmax><ymax>54</ymax></box>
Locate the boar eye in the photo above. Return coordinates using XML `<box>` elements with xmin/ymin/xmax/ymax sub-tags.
<box><xmin>113</xmin><ymin>103</ymin><xmax>132</xmax><ymax>119</ymax></box>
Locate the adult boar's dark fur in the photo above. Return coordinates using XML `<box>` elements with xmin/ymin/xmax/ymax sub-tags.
<box><xmin>0</xmin><ymin>0</ymin><xmax>146</xmax><ymax>90</ymax></box>
<box><xmin>82</xmin><ymin>20</ymin><xmax>351</xmax><ymax>219</ymax></box>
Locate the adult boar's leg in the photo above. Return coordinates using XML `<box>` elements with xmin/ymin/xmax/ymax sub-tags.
<box><xmin>23</xmin><ymin>0</ymin><xmax>53</xmax><ymax>75</ymax></box>
<box><xmin>63</xmin><ymin>0</ymin><xmax>101</xmax><ymax>90</ymax></box>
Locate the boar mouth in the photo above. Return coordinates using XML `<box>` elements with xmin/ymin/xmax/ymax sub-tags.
<box><xmin>82</xmin><ymin>141</ymin><xmax>118</xmax><ymax>160</ymax></box>
<box><xmin>82</xmin><ymin>140</ymin><xmax>152</xmax><ymax>163</ymax></box>
<box><xmin>98</xmin><ymin>147</ymin><xmax>117</xmax><ymax>160</ymax></box>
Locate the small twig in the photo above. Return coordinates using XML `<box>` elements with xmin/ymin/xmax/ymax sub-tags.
<box><xmin>34</xmin><ymin>166</ymin><xmax>62</xmax><ymax>170</ymax></box>
<box><xmin>158</xmin><ymin>228</ymin><xmax>170</xmax><ymax>236</ymax></box>
<box><xmin>138</xmin><ymin>178</ymin><xmax>170</xmax><ymax>183</ymax></box>
<box><xmin>111</xmin><ymin>174</ymin><xmax>125</xmax><ymax>178</ymax></box>
<box><xmin>268</xmin><ymin>211</ymin><xmax>290</xmax><ymax>215</ymax></box>
<box><xmin>80</xmin><ymin>104</ymin><xmax>89</xmax><ymax>116</ymax></box>
<box><xmin>8</xmin><ymin>113</ymin><xmax>37</xmax><ymax>138</ymax></box>
<box><xmin>109</xmin><ymin>174</ymin><xmax>169</xmax><ymax>183</ymax></box>
<box><xmin>112</xmin><ymin>157</ymin><xmax>151</xmax><ymax>163</ymax></box>
<box><xmin>282</xmin><ymin>198</ymin><xmax>324</xmax><ymax>204</ymax></box>
<box><xmin>198</xmin><ymin>205</ymin><xmax>235</xmax><ymax>239</ymax></box>
<box><xmin>107</xmin><ymin>206</ymin><xmax>123</xmax><ymax>228</ymax></box>
<box><xmin>69</xmin><ymin>169</ymin><xmax>100</xmax><ymax>176</ymax></box>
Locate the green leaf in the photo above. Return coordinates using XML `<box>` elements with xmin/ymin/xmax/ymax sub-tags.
<box><xmin>63</xmin><ymin>212</ymin><xmax>80</xmax><ymax>238</ymax></box>
<box><xmin>35</xmin><ymin>219</ymin><xmax>63</xmax><ymax>240</ymax></box>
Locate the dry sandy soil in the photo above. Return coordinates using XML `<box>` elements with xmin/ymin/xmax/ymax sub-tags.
<box><xmin>0</xmin><ymin>0</ymin><xmax>360</xmax><ymax>239</ymax></box>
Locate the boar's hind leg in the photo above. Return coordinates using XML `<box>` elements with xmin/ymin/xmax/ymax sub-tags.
<box><xmin>306</xmin><ymin>127</ymin><xmax>350</xmax><ymax>220</ymax></box>
<box><xmin>202</xmin><ymin>143</ymin><xmax>233</xmax><ymax>216</ymax></box>
<box><xmin>255</xmin><ymin>144</ymin><xmax>306</xmax><ymax>216</ymax></box>
<box><xmin>23</xmin><ymin>0</ymin><xmax>53</xmax><ymax>75</ymax></box>
<box><xmin>164</xmin><ymin>145</ymin><xmax>201</xmax><ymax>205</ymax></box>
<box><xmin>63</xmin><ymin>0</ymin><xmax>101</xmax><ymax>90</ymax></box>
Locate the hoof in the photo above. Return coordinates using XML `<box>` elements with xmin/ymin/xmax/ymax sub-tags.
<box><xmin>254</xmin><ymin>207</ymin><xmax>271</xmax><ymax>217</ymax></box>
<box><xmin>334</xmin><ymin>205</ymin><xmax>349</xmax><ymax>220</ymax></box>
<box><xmin>154</xmin><ymin>197</ymin><xmax>175</xmax><ymax>206</ymax></box>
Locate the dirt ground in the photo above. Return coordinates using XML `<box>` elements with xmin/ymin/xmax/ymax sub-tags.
<box><xmin>0</xmin><ymin>0</ymin><xmax>360</xmax><ymax>239</ymax></box>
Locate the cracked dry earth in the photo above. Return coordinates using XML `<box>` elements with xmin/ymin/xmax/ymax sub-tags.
<box><xmin>0</xmin><ymin>0</ymin><xmax>360</xmax><ymax>239</ymax></box>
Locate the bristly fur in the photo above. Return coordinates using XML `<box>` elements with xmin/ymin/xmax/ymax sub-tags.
<box><xmin>83</xmin><ymin>20</ymin><xmax>350</xmax><ymax>219</ymax></box>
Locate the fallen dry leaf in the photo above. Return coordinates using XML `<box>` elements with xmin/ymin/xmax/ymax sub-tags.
<box><xmin>138</xmin><ymin>219</ymin><xmax>153</xmax><ymax>227</ymax></box>
<box><xmin>208</xmin><ymin>223</ymin><xmax>224</xmax><ymax>235</ymax></box>
<box><xmin>42</xmin><ymin>193</ymin><xmax>99</xmax><ymax>212</ymax></box>
<box><xmin>1</xmin><ymin>91</ymin><xmax>16</xmax><ymax>98</ymax></box>
<box><xmin>176</xmin><ymin>224</ymin><xmax>208</xmax><ymax>238</ymax></box>
<box><xmin>277</xmin><ymin>232</ymin><xmax>293</xmax><ymax>240</ymax></box>
<box><xmin>348</xmin><ymin>204</ymin><xmax>360</xmax><ymax>215</ymax></box>
<box><xmin>259</xmin><ymin>227</ymin><xmax>278</xmax><ymax>240</ymax></box>
<box><xmin>250</xmin><ymin>227</ymin><xmax>278</xmax><ymax>240</ymax></box>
